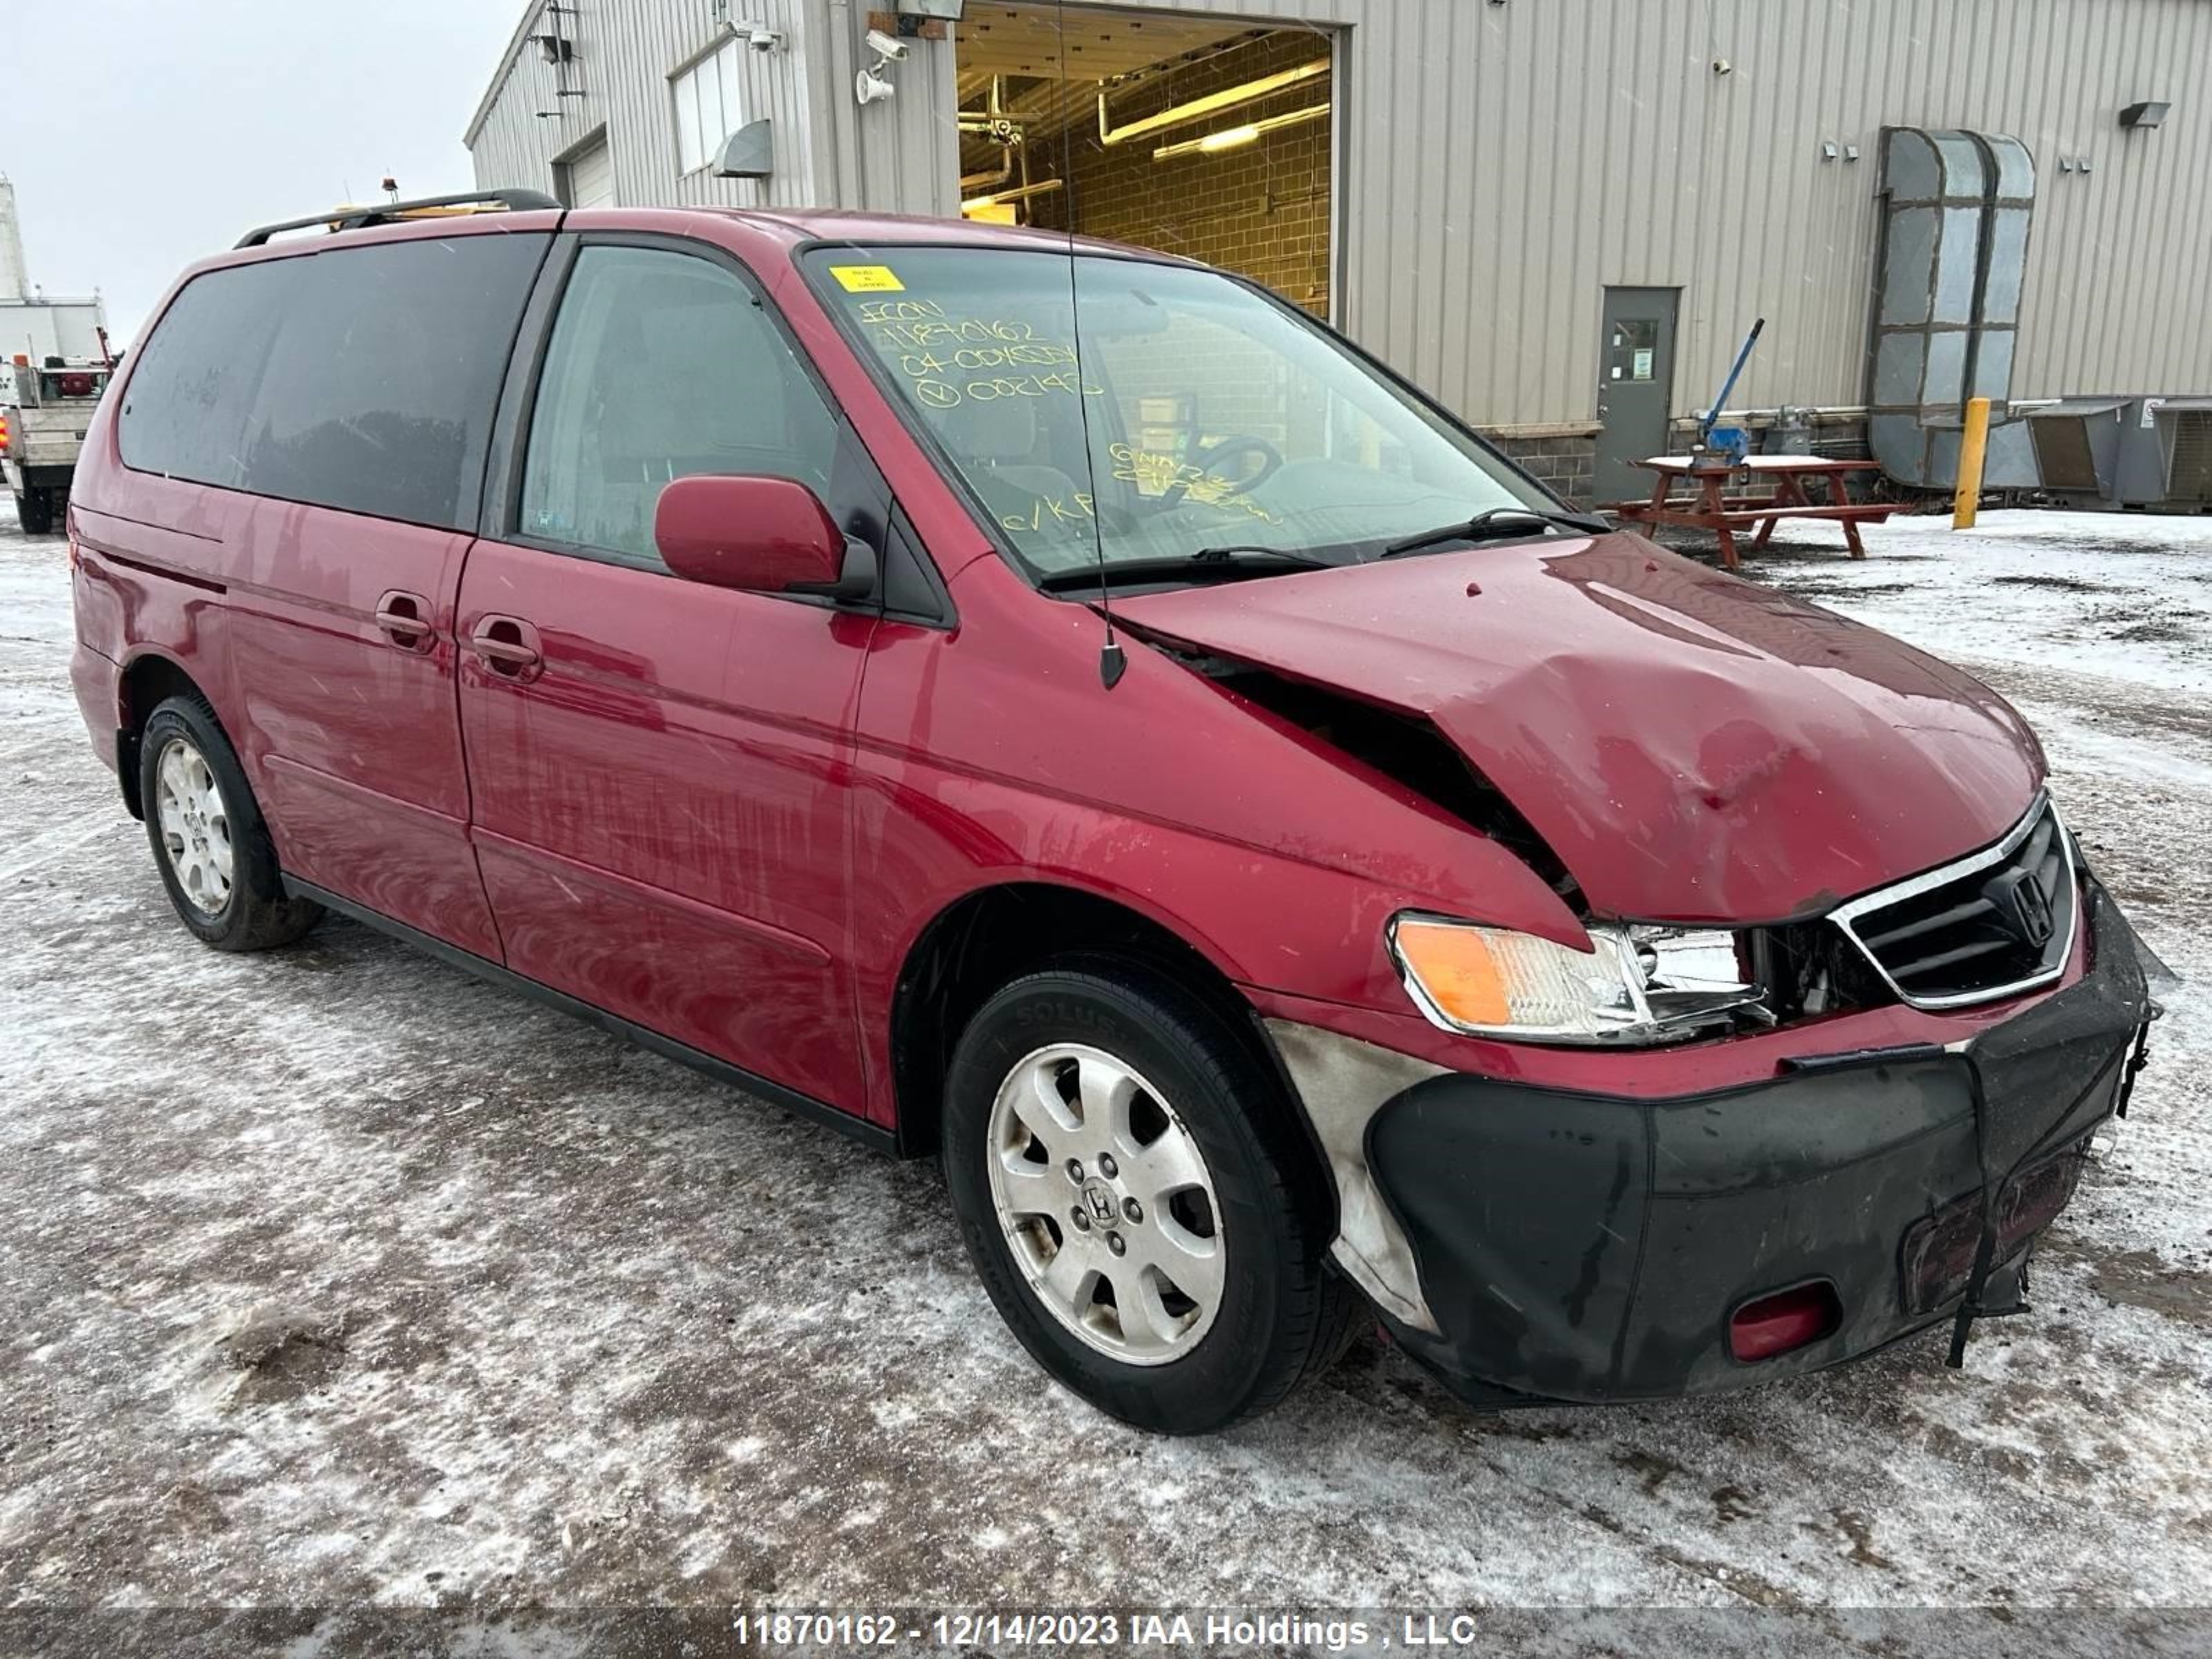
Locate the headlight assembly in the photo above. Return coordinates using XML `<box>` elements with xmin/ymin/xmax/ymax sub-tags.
<box><xmin>1387</xmin><ymin>913</ymin><xmax>1768</xmax><ymax>1044</ymax></box>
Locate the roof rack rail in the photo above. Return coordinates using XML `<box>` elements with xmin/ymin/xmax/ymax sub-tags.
<box><xmin>234</xmin><ymin>188</ymin><xmax>563</xmax><ymax>249</ymax></box>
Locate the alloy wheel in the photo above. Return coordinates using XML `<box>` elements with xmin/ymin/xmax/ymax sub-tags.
<box><xmin>154</xmin><ymin>736</ymin><xmax>234</xmax><ymax>914</ymax></box>
<box><xmin>985</xmin><ymin>1043</ymin><xmax>1226</xmax><ymax>1365</ymax></box>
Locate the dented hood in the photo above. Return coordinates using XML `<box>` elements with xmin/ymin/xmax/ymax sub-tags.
<box><xmin>1114</xmin><ymin>534</ymin><xmax>2045</xmax><ymax>924</ymax></box>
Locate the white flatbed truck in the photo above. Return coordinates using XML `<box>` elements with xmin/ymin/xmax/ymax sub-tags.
<box><xmin>3</xmin><ymin>356</ymin><xmax>110</xmax><ymax>535</ymax></box>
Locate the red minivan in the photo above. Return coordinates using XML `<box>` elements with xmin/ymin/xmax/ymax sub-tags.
<box><xmin>68</xmin><ymin>194</ymin><xmax>2155</xmax><ymax>1432</ymax></box>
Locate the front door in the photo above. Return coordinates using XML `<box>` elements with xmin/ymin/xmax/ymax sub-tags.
<box><xmin>456</xmin><ymin>238</ymin><xmax>885</xmax><ymax>1117</ymax></box>
<box><xmin>1593</xmin><ymin>287</ymin><xmax>1678</xmax><ymax>505</ymax></box>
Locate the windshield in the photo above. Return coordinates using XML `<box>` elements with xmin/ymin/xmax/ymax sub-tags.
<box><xmin>804</xmin><ymin>246</ymin><xmax>1550</xmax><ymax>583</ymax></box>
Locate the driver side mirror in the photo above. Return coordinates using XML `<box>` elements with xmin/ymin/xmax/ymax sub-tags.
<box><xmin>653</xmin><ymin>474</ymin><xmax>877</xmax><ymax>600</ymax></box>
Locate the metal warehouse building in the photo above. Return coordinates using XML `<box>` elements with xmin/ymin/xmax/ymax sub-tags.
<box><xmin>467</xmin><ymin>0</ymin><xmax>2212</xmax><ymax>505</ymax></box>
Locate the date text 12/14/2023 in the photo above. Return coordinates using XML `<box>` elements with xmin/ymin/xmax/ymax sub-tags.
<box><xmin>728</xmin><ymin>1611</ymin><xmax>1492</xmax><ymax>1650</ymax></box>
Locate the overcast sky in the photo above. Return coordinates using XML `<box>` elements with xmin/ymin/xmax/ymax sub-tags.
<box><xmin>3</xmin><ymin>0</ymin><xmax>523</xmax><ymax>348</ymax></box>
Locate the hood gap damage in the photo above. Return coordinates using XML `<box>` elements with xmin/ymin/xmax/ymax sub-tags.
<box><xmin>1132</xmin><ymin>626</ymin><xmax>1894</xmax><ymax>1033</ymax></box>
<box><xmin>1131</xmin><ymin>629</ymin><xmax>1586</xmax><ymax>912</ymax></box>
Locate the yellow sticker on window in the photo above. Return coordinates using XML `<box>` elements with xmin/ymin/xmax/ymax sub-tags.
<box><xmin>830</xmin><ymin>264</ymin><xmax>905</xmax><ymax>292</ymax></box>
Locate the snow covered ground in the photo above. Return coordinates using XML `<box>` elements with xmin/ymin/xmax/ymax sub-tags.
<box><xmin>1</xmin><ymin>504</ymin><xmax>2209</xmax><ymax>1654</ymax></box>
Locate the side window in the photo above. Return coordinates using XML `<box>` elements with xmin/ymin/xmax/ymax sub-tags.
<box><xmin>117</xmin><ymin>235</ymin><xmax>548</xmax><ymax>531</ymax></box>
<box><xmin>118</xmin><ymin>259</ymin><xmax>298</xmax><ymax>488</ymax></box>
<box><xmin>519</xmin><ymin>245</ymin><xmax>838</xmax><ymax>568</ymax></box>
<box><xmin>241</xmin><ymin>235</ymin><xmax>548</xmax><ymax>529</ymax></box>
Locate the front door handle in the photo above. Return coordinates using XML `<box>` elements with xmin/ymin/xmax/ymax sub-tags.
<box><xmin>375</xmin><ymin>590</ymin><xmax>435</xmax><ymax>652</ymax></box>
<box><xmin>469</xmin><ymin>615</ymin><xmax>543</xmax><ymax>681</ymax></box>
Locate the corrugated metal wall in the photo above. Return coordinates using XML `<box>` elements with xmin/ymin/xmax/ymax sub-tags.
<box><xmin>469</xmin><ymin>0</ymin><xmax>2212</xmax><ymax>429</ymax></box>
<box><xmin>468</xmin><ymin>0</ymin><xmax>961</xmax><ymax>219</ymax></box>
<box><xmin>471</xmin><ymin>0</ymin><xmax>827</xmax><ymax>209</ymax></box>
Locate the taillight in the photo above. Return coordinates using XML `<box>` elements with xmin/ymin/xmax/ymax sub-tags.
<box><xmin>1729</xmin><ymin>1282</ymin><xmax>1841</xmax><ymax>1362</ymax></box>
<box><xmin>0</xmin><ymin>411</ymin><xmax>10</xmax><ymax>452</ymax></box>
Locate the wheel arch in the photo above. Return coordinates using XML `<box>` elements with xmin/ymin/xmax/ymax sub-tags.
<box><xmin>115</xmin><ymin>650</ymin><xmax>218</xmax><ymax>820</ymax></box>
<box><xmin>886</xmin><ymin>880</ymin><xmax>1309</xmax><ymax>1173</ymax></box>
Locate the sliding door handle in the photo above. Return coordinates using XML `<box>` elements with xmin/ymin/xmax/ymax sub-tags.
<box><xmin>374</xmin><ymin>590</ymin><xmax>436</xmax><ymax>652</ymax></box>
<box><xmin>469</xmin><ymin>615</ymin><xmax>543</xmax><ymax>681</ymax></box>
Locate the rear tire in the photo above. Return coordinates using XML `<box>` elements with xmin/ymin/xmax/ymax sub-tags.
<box><xmin>14</xmin><ymin>488</ymin><xmax>53</xmax><ymax>536</ymax></box>
<box><xmin>942</xmin><ymin>959</ymin><xmax>1358</xmax><ymax>1434</ymax></box>
<box><xmin>138</xmin><ymin>695</ymin><xmax>321</xmax><ymax>950</ymax></box>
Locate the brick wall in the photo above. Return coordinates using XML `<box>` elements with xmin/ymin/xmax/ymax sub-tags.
<box><xmin>1029</xmin><ymin>31</ymin><xmax>1332</xmax><ymax>318</ymax></box>
<box><xmin>1490</xmin><ymin>435</ymin><xmax>1596</xmax><ymax>507</ymax></box>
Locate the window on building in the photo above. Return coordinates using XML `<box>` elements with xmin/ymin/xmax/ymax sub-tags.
<box><xmin>521</xmin><ymin>245</ymin><xmax>839</xmax><ymax>568</ymax></box>
<box><xmin>673</xmin><ymin>39</ymin><xmax>747</xmax><ymax>175</ymax></box>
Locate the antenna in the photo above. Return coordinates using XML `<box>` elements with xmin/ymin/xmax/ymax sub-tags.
<box><xmin>1056</xmin><ymin>0</ymin><xmax>1125</xmax><ymax>690</ymax></box>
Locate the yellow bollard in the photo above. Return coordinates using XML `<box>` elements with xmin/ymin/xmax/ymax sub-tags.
<box><xmin>1953</xmin><ymin>395</ymin><xmax>1991</xmax><ymax>529</ymax></box>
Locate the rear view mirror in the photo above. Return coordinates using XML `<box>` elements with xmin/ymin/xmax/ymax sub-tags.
<box><xmin>653</xmin><ymin>474</ymin><xmax>874</xmax><ymax>599</ymax></box>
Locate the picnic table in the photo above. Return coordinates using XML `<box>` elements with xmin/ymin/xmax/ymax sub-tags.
<box><xmin>1607</xmin><ymin>454</ymin><xmax>1892</xmax><ymax>570</ymax></box>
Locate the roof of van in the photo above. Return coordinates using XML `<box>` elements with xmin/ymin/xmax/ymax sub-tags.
<box><xmin>218</xmin><ymin>202</ymin><xmax>1193</xmax><ymax>274</ymax></box>
<box><xmin>565</xmin><ymin>205</ymin><xmax>1191</xmax><ymax>263</ymax></box>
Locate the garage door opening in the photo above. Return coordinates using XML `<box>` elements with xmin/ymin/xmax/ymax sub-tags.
<box><xmin>954</xmin><ymin>5</ymin><xmax>1335</xmax><ymax>319</ymax></box>
<box><xmin>557</xmin><ymin>131</ymin><xmax>614</xmax><ymax>209</ymax></box>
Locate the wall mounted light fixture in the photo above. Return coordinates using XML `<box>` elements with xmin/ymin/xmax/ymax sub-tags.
<box><xmin>2120</xmin><ymin>100</ymin><xmax>2171</xmax><ymax>129</ymax></box>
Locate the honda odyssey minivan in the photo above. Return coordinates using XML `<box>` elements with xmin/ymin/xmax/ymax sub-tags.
<box><xmin>68</xmin><ymin>193</ymin><xmax>2156</xmax><ymax>1433</ymax></box>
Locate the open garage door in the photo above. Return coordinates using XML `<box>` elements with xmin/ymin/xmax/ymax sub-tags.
<box><xmin>954</xmin><ymin>5</ymin><xmax>1335</xmax><ymax>319</ymax></box>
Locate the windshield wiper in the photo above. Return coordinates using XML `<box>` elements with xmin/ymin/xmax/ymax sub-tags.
<box><xmin>1036</xmin><ymin>546</ymin><xmax>1334</xmax><ymax>592</ymax></box>
<box><xmin>1188</xmin><ymin>543</ymin><xmax>1335</xmax><ymax>567</ymax></box>
<box><xmin>1380</xmin><ymin>507</ymin><xmax>1611</xmax><ymax>559</ymax></box>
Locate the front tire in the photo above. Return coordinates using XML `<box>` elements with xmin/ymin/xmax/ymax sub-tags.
<box><xmin>943</xmin><ymin>960</ymin><xmax>1357</xmax><ymax>1434</ymax></box>
<box><xmin>139</xmin><ymin>695</ymin><xmax>321</xmax><ymax>950</ymax></box>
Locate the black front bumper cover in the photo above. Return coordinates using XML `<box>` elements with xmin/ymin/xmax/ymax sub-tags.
<box><xmin>1364</xmin><ymin>879</ymin><xmax>2156</xmax><ymax>1407</ymax></box>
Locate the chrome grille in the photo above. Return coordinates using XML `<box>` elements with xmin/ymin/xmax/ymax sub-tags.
<box><xmin>1831</xmin><ymin>796</ymin><xmax>2076</xmax><ymax>1010</ymax></box>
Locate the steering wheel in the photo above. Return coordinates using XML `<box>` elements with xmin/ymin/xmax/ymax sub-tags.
<box><xmin>1165</xmin><ymin>435</ymin><xmax>1284</xmax><ymax>503</ymax></box>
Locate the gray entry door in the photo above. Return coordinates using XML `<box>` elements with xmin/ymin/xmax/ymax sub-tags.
<box><xmin>1593</xmin><ymin>287</ymin><xmax>1678</xmax><ymax>503</ymax></box>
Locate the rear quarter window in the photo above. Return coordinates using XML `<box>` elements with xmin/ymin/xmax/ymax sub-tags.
<box><xmin>116</xmin><ymin>258</ymin><xmax>295</xmax><ymax>491</ymax></box>
<box><xmin>119</xmin><ymin>233</ymin><xmax>550</xmax><ymax>530</ymax></box>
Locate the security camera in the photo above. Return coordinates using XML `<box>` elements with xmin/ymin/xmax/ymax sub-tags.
<box><xmin>857</xmin><ymin>26</ymin><xmax>908</xmax><ymax>104</ymax></box>
<box><xmin>722</xmin><ymin>18</ymin><xmax>784</xmax><ymax>50</ymax></box>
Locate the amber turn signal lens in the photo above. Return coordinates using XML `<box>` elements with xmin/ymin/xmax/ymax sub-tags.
<box><xmin>1390</xmin><ymin>918</ymin><xmax>1511</xmax><ymax>1027</ymax></box>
